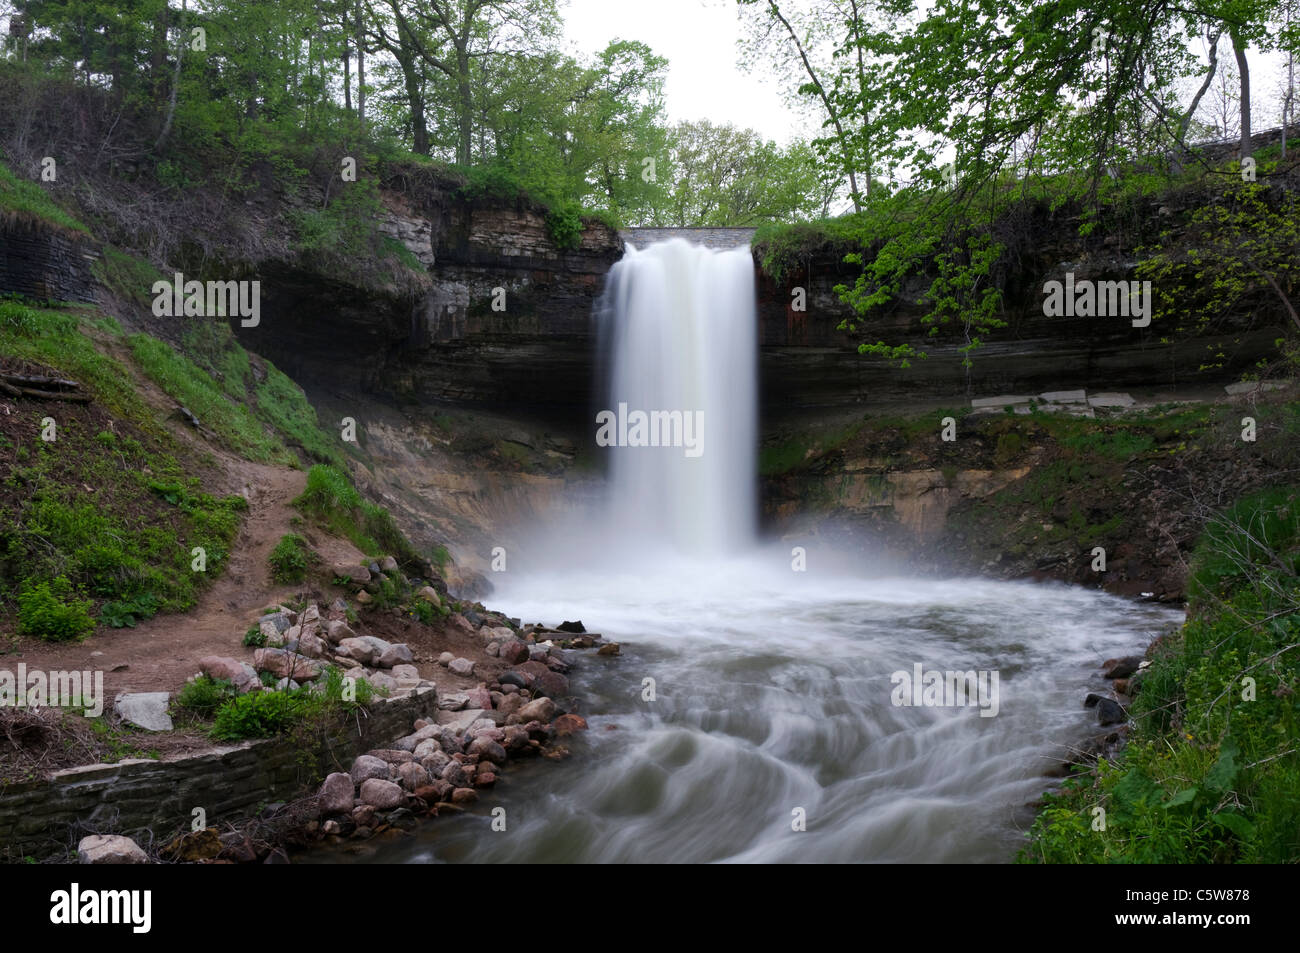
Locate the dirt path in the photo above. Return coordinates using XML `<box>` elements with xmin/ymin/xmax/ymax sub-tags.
<box><xmin>9</xmin><ymin>458</ymin><xmax>362</xmax><ymax>699</ymax></box>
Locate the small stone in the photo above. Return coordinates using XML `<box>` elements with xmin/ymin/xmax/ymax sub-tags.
<box><xmin>451</xmin><ymin>787</ymin><xmax>478</xmax><ymax>804</ymax></box>
<box><xmin>395</xmin><ymin>761</ymin><xmax>431</xmax><ymax>791</ymax></box>
<box><xmin>500</xmin><ymin>641</ymin><xmax>530</xmax><ymax>665</ymax></box>
<box><xmin>392</xmin><ymin>664</ymin><xmax>420</xmax><ymax>681</ymax></box>
<box><xmin>596</xmin><ymin>642</ymin><xmax>621</xmax><ymax>657</ymax></box>
<box><xmin>438</xmin><ymin>652</ymin><xmax>455</xmax><ymax>667</ymax></box>
<box><xmin>378</xmin><ymin>643</ymin><xmax>414</xmax><ymax>668</ymax></box>
<box><xmin>325</xmin><ymin>619</ymin><xmax>356</xmax><ymax>644</ymax></box>
<box><xmin>449</xmin><ymin>657</ymin><xmax>475</xmax><ymax>677</ymax></box>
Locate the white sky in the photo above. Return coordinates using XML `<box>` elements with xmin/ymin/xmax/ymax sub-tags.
<box><xmin>561</xmin><ymin>0</ymin><xmax>810</xmax><ymax>144</ymax></box>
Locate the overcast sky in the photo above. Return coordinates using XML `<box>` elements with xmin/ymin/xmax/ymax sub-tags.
<box><xmin>561</xmin><ymin>0</ymin><xmax>811</xmax><ymax>144</ymax></box>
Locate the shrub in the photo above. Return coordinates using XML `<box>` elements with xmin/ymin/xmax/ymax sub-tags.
<box><xmin>16</xmin><ymin>577</ymin><xmax>95</xmax><ymax>642</ymax></box>
<box><xmin>268</xmin><ymin>533</ymin><xmax>312</xmax><ymax>584</ymax></box>
<box><xmin>174</xmin><ymin>676</ymin><xmax>237</xmax><ymax>719</ymax></box>
<box><xmin>209</xmin><ymin>665</ymin><xmax>376</xmax><ymax>741</ymax></box>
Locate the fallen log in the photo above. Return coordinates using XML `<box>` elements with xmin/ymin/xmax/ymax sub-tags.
<box><xmin>0</xmin><ymin>372</ymin><xmax>82</xmax><ymax>391</ymax></box>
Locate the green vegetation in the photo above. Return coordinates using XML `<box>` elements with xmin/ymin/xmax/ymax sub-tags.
<box><xmin>0</xmin><ymin>303</ymin><xmax>248</xmax><ymax>633</ymax></box>
<box><xmin>293</xmin><ymin>465</ymin><xmax>420</xmax><ymax>566</ymax></box>
<box><xmin>268</xmin><ymin>533</ymin><xmax>312</xmax><ymax>585</ymax></box>
<box><xmin>173</xmin><ymin>675</ymin><xmax>238</xmax><ymax>720</ymax></box>
<box><xmin>16</xmin><ymin>577</ymin><xmax>94</xmax><ymax>642</ymax></box>
<box><xmin>1023</xmin><ymin>487</ymin><xmax>1300</xmax><ymax>863</ymax></box>
<box><xmin>0</xmin><ymin>160</ymin><xmax>89</xmax><ymax>235</ymax></box>
<box><xmin>209</xmin><ymin>667</ymin><xmax>378</xmax><ymax>742</ymax></box>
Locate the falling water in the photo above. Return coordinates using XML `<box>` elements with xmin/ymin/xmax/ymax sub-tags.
<box><xmin>594</xmin><ymin>238</ymin><xmax>757</xmax><ymax>555</ymax></box>
<box><xmin>322</xmin><ymin>238</ymin><xmax>1185</xmax><ymax>865</ymax></box>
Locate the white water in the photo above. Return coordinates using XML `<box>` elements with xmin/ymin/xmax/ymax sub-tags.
<box><xmin>339</xmin><ymin>239</ymin><xmax>1185</xmax><ymax>864</ymax></box>
<box><xmin>594</xmin><ymin>238</ymin><xmax>757</xmax><ymax>555</ymax></box>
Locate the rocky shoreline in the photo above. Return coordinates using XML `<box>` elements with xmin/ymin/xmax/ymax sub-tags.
<box><xmin>68</xmin><ymin>566</ymin><xmax>620</xmax><ymax>864</ymax></box>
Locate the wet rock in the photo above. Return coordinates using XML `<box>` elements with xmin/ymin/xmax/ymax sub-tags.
<box><xmin>451</xmin><ymin>787</ymin><xmax>479</xmax><ymax>804</ymax></box>
<box><xmin>1083</xmin><ymin>693</ymin><xmax>1106</xmax><ymax>708</ymax></box>
<box><xmin>1097</xmin><ymin>698</ymin><xmax>1127</xmax><ymax>726</ymax></box>
<box><xmin>516</xmin><ymin>697</ymin><xmax>557</xmax><ymax>723</ymax></box>
<box><xmin>318</xmin><ymin>772</ymin><xmax>356</xmax><ymax>815</ymax></box>
<box><xmin>1102</xmin><ymin>656</ymin><xmax>1143</xmax><ymax>679</ymax></box>
<box><xmin>352</xmin><ymin>804</ymin><xmax>377</xmax><ymax>828</ymax></box>
<box><xmin>474</xmin><ymin>771</ymin><xmax>497</xmax><ymax>788</ymax></box>
<box><xmin>553</xmin><ymin>713</ymin><xmax>588</xmax><ymax>736</ymax></box>
<box><xmin>77</xmin><ymin>834</ymin><xmax>148</xmax><ymax>864</ymax></box>
<box><xmin>360</xmin><ymin>778</ymin><xmax>405</xmax><ymax>809</ymax></box>
<box><xmin>531</xmin><ymin>670</ymin><xmax>569</xmax><ymax>699</ymax></box>
<box><xmin>557</xmin><ymin>620</ymin><xmax>586</xmax><ymax>633</ymax></box>
<box><xmin>596</xmin><ymin>642</ymin><xmax>621</xmax><ymax>657</ymax></box>
<box><xmin>503</xmin><ymin>726</ymin><xmax>530</xmax><ymax>751</ymax></box>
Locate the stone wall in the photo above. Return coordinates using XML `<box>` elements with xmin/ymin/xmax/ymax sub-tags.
<box><xmin>0</xmin><ymin>688</ymin><xmax>437</xmax><ymax>860</ymax></box>
<box><xmin>0</xmin><ymin>220</ymin><xmax>99</xmax><ymax>303</ymax></box>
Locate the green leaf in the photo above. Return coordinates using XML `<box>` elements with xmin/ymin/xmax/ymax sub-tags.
<box><xmin>1163</xmin><ymin>786</ymin><xmax>1199</xmax><ymax>809</ymax></box>
<box><xmin>1205</xmin><ymin>737</ymin><xmax>1240</xmax><ymax>794</ymax></box>
<box><xmin>1211</xmin><ymin>811</ymin><xmax>1255</xmax><ymax>840</ymax></box>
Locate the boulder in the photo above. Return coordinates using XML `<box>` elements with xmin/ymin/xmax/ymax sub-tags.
<box><xmin>1097</xmin><ymin>698</ymin><xmax>1127</xmax><ymax>726</ymax></box>
<box><xmin>359</xmin><ymin>778</ymin><xmax>404</xmax><ymax>809</ymax></box>
<box><xmin>318</xmin><ymin>772</ymin><xmax>356</xmax><ymax>816</ymax></box>
<box><xmin>198</xmin><ymin>656</ymin><xmax>260</xmax><ymax>694</ymax></box>
<box><xmin>416</xmin><ymin>586</ymin><xmax>441</xmax><ymax>606</ymax></box>
<box><xmin>467</xmin><ymin>736</ymin><xmax>508</xmax><ymax>764</ymax></box>
<box><xmin>325</xmin><ymin>620</ymin><xmax>356</xmax><ymax>645</ymax></box>
<box><xmin>531</xmin><ymin>671</ymin><xmax>570</xmax><ymax>699</ymax></box>
<box><xmin>451</xmin><ymin>787</ymin><xmax>479</xmax><ymax>804</ymax></box>
<box><xmin>381</xmin><ymin>555</ymin><xmax>399</xmax><ymax>572</ymax></box>
<box><xmin>114</xmin><ymin>692</ymin><xmax>173</xmax><ymax>731</ymax></box>
<box><xmin>449</xmin><ymin>657</ymin><xmax>475</xmax><ymax>677</ymax></box>
<box><xmin>77</xmin><ymin>834</ymin><xmax>149</xmax><ymax>864</ymax></box>
<box><xmin>349</xmin><ymin>755</ymin><xmax>391</xmax><ymax>785</ymax></box>
<box><xmin>378</xmin><ymin>643</ymin><xmax>414</xmax><ymax>668</ymax></box>
<box><xmin>395</xmin><ymin>761</ymin><xmax>430</xmax><ymax>792</ymax></box>
<box><xmin>517</xmin><ymin>697</ymin><xmax>557</xmax><ymax>723</ymax></box>
<box><xmin>392</xmin><ymin>664</ymin><xmax>420</xmax><ymax>681</ymax></box>
<box><xmin>337</xmin><ymin>638</ymin><xmax>380</xmax><ymax>667</ymax></box>
<box><xmin>367</xmin><ymin>749</ymin><xmax>415</xmax><ymax>764</ymax></box>
<box><xmin>297</xmin><ymin>632</ymin><xmax>329</xmax><ymax>659</ymax></box>
<box><xmin>438</xmin><ymin>652</ymin><xmax>455</xmax><ymax>666</ymax></box>
<box><xmin>500</xmin><ymin>641</ymin><xmax>530</xmax><ymax>665</ymax></box>
<box><xmin>252</xmin><ymin>647</ymin><xmax>323</xmax><ymax>682</ymax></box>
<box><xmin>333</xmin><ymin>563</ymin><xmax>371</xmax><ymax>584</ymax></box>
<box><xmin>420</xmin><ymin>750</ymin><xmax>451</xmax><ymax>775</ymax></box>
<box><xmin>596</xmin><ymin>642</ymin><xmax>621</xmax><ymax>657</ymax></box>
<box><xmin>441</xmin><ymin>761</ymin><xmax>470</xmax><ymax>787</ymax></box>
<box><xmin>464</xmin><ymin>686</ymin><xmax>493</xmax><ymax>710</ymax></box>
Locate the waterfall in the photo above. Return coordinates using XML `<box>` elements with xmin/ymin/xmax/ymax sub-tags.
<box><xmin>594</xmin><ymin>238</ymin><xmax>758</xmax><ymax>555</ymax></box>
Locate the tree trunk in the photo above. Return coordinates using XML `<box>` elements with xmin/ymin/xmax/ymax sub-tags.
<box><xmin>152</xmin><ymin>0</ymin><xmax>187</xmax><ymax>154</ymax></box>
<box><xmin>457</xmin><ymin>47</ymin><xmax>472</xmax><ymax>165</ymax></box>
<box><xmin>1229</xmin><ymin>26</ymin><xmax>1252</xmax><ymax>159</ymax></box>
<box><xmin>356</xmin><ymin>0</ymin><xmax>366</xmax><ymax>127</ymax></box>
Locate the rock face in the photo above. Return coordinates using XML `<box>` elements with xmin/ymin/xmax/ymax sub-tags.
<box><xmin>0</xmin><ymin>221</ymin><xmax>99</xmax><ymax>304</ymax></box>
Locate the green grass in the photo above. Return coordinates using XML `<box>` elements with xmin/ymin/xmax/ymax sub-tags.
<box><xmin>128</xmin><ymin>332</ymin><xmax>292</xmax><ymax>464</ymax></box>
<box><xmin>293</xmin><ymin>464</ymin><xmax>421</xmax><ymax>565</ymax></box>
<box><xmin>92</xmin><ymin>246</ymin><xmax>166</xmax><ymax>309</ymax></box>
<box><xmin>268</xmin><ymin>533</ymin><xmax>312</xmax><ymax>584</ymax></box>
<box><xmin>0</xmin><ymin>300</ymin><xmax>248</xmax><ymax>629</ymax></box>
<box><xmin>1022</xmin><ymin>486</ymin><xmax>1300</xmax><ymax>863</ymax></box>
<box><xmin>0</xmin><ymin>160</ymin><xmax>90</xmax><ymax>235</ymax></box>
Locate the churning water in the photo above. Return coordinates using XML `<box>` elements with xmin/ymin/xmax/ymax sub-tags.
<box><xmin>355</xmin><ymin>239</ymin><xmax>1183</xmax><ymax>864</ymax></box>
